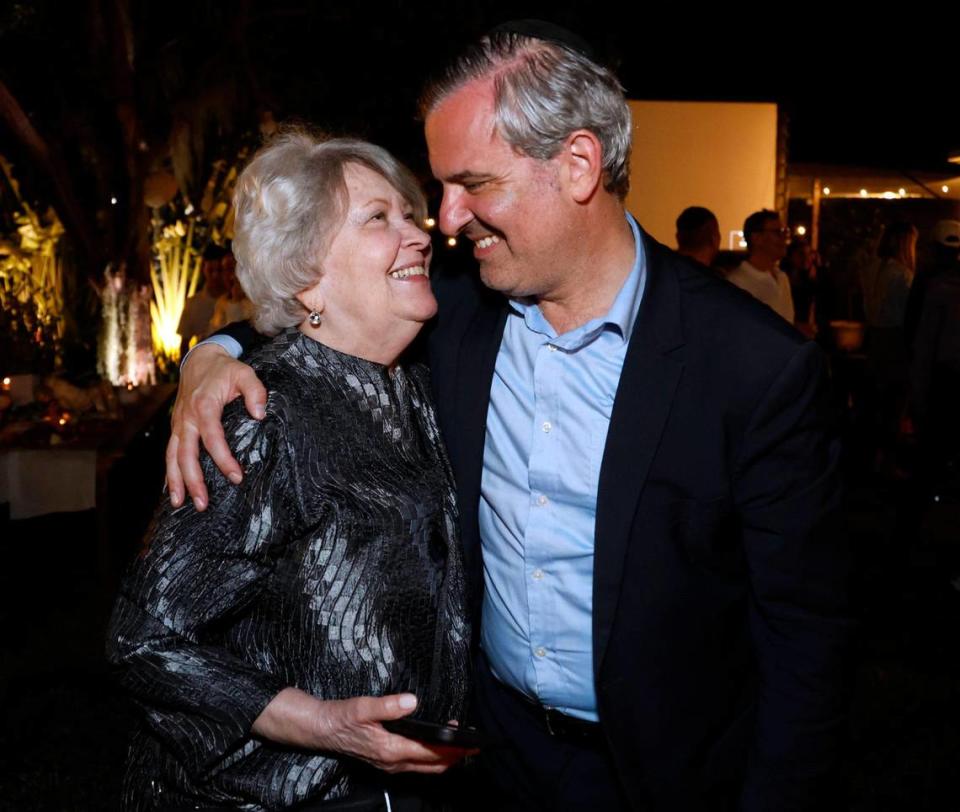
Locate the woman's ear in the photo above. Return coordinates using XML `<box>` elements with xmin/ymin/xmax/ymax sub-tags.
<box><xmin>295</xmin><ymin>281</ymin><xmax>325</xmax><ymax>320</ymax></box>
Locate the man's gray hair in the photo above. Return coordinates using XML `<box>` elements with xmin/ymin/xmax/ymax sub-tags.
<box><xmin>233</xmin><ymin>129</ymin><xmax>427</xmax><ymax>335</ymax></box>
<box><xmin>420</xmin><ymin>31</ymin><xmax>632</xmax><ymax>199</ymax></box>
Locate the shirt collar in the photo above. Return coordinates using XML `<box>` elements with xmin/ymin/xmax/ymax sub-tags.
<box><xmin>507</xmin><ymin>212</ymin><xmax>646</xmax><ymax>349</ymax></box>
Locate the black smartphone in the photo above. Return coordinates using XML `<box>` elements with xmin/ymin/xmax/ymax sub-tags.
<box><xmin>381</xmin><ymin>718</ymin><xmax>491</xmax><ymax>748</ymax></box>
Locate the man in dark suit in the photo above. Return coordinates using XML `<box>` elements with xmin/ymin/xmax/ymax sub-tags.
<box><xmin>166</xmin><ymin>23</ymin><xmax>851</xmax><ymax>812</ymax></box>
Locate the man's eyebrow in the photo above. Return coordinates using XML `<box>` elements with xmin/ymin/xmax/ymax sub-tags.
<box><xmin>445</xmin><ymin>171</ymin><xmax>493</xmax><ymax>184</ymax></box>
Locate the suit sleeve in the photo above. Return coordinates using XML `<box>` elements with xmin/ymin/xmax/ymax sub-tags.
<box><xmin>106</xmin><ymin>401</ymin><xmax>296</xmax><ymax>778</ymax></box>
<box><xmin>733</xmin><ymin>341</ymin><xmax>853</xmax><ymax>811</ymax></box>
<box><xmin>216</xmin><ymin>319</ymin><xmax>264</xmax><ymax>357</ymax></box>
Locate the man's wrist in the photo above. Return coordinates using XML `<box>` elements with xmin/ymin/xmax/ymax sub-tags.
<box><xmin>181</xmin><ymin>334</ymin><xmax>243</xmax><ymax>369</ymax></box>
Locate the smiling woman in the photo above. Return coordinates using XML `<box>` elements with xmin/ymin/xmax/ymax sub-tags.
<box><xmin>296</xmin><ymin>161</ymin><xmax>437</xmax><ymax>365</ymax></box>
<box><xmin>107</xmin><ymin>131</ymin><xmax>470</xmax><ymax>811</ymax></box>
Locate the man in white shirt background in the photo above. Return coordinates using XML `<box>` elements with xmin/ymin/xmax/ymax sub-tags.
<box><xmin>727</xmin><ymin>209</ymin><xmax>795</xmax><ymax>323</ymax></box>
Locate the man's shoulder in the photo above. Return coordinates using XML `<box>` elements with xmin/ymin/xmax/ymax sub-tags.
<box><xmin>429</xmin><ymin>266</ymin><xmax>504</xmax><ymax>342</ymax></box>
<box><xmin>645</xmin><ymin>236</ymin><xmax>806</xmax><ymax>364</ymax></box>
<box><xmin>432</xmin><ymin>266</ymin><xmax>498</xmax><ymax>310</ymax></box>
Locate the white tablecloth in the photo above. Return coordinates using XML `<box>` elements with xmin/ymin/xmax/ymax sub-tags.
<box><xmin>0</xmin><ymin>448</ymin><xmax>97</xmax><ymax>519</ymax></box>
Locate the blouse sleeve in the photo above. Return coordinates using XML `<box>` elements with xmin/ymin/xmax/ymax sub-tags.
<box><xmin>106</xmin><ymin>399</ymin><xmax>298</xmax><ymax>777</ymax></box>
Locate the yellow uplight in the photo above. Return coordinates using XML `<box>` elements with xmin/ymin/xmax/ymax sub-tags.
<box><xmin>150</xmin><ymin>219</ymin><xmax>202</xmax><ymax>370</ymax></box>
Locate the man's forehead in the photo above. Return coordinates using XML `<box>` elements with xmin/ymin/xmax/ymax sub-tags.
<box><xmin>424</xmin><ymin>80</ymin><xmax>505</xmax><ymax>171</ymax></box>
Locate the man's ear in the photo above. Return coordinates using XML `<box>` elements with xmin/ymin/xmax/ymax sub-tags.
<box><xmin>562</xmin><ymin>129</ymin><xmax>604</xmax><ymax>203</ymax></box>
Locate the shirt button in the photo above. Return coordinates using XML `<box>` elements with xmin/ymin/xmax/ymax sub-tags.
<box><xmin>542</xmin><ymin>421</ymin><xmax>552</xmax><ymax>433</ymax></box>
<box><xmin>534</xmin><ymin>647</ymin><xmax>547</xmax><ymax>658</ymax></box>
<box><xmin>532</xmin><ymin>568</ymin><xmax>544</xmax><ymax>580</ymax></box>
<box><xmin>537</xmin><ymin>494</ymin><xmax>548</xmax><ymax>506</ymax></box>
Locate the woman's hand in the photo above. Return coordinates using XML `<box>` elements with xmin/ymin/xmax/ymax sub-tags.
<box><xmin>252</xmin><ymin>688</ymin><xmax>472</xmax><ymax>774</ymax></box>
<box><xmin>166</xmin><ymin>343</ymin><xmax>267</xmax><ymax>511</ymax></box>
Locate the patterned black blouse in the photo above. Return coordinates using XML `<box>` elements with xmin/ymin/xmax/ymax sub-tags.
<box><xmin>107</xmin><ymin>328</ymin><xmax>469</xmax><ymax>810</ymax></box>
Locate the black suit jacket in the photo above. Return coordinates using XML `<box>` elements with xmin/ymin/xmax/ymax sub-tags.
<box><xmin>425</xmin><ymin>229</ymin><xmax>852</xmax><ymax>811</ymax></box>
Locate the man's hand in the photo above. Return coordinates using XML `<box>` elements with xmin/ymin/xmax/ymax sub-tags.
<box><xmin>166</xmin><ymin>344</ymin><xmax>267</xmax><ymax>510</ymax></box>
<box><xmin>253</xmin><ymin>688</ymin><xmax>472</xmax><ymax>774</ymax></box>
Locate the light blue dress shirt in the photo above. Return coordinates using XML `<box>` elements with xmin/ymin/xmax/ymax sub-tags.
<box><xmin>480</xmin><ymin>214</ymin><xmax>646</xmax><ymax>721</ymax></box>
<box><xmin>194</xmin><ymin>217</ymin><xmax>647</xmax><ymax>720</ymax></box>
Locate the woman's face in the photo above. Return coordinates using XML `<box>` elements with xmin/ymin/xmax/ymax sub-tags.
<box><xmin>301</xmin><ymin>163</ymin><xmax>435</xmax><ymax>352</ymax></box>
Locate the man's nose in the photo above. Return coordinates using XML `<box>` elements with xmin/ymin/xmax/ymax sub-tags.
<box><xmin>438</xmin><ymin>187</ymin><xmax>472</xmax><ymax>237</ymax></box>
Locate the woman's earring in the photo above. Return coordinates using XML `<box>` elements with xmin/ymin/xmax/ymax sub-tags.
<box><xmin>308</xmin><ymin>310</ymin><xmax>322</xmax><ymax>327</ymax></box>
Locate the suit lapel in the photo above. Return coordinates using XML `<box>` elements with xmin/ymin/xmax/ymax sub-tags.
<box><xmin>593</xmin><ymin>233</ymin><xmax>686</xmax><ymax>677</ymax></box>
<box><xmin>453</xmin><ymin>298</ymin><xmax>508</xmax><ymax>603</ymax></box>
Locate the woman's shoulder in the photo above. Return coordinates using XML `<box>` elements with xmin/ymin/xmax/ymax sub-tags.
<box><xmin>238</xmin><ymin>329</ymin><xmax>352</xmax><ymax>424</ymax></box>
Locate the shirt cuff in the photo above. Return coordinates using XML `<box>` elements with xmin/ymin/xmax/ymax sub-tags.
<box><xmin>181</xmin><ymin>334</ymin><xmax>243</xmax><ymax>368</ymax></box>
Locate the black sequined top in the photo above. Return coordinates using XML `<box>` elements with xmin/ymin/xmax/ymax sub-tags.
<box><xmin>107</xmin><ymin>328</ymin><xmax>469</xmax><ymax>811</ymax></box>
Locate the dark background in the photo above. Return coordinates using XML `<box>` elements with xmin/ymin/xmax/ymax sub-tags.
<box><xmin>2</xmin><ymin>2</ymin><xmax>959</xmax><ymax>809</ymax></box>
<box><xmin>1</xmin><ymin>0</ymin><xmax>957</xmax><ymax>280</ymax></box>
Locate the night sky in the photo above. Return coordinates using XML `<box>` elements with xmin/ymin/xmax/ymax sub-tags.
<box><xmin>1</xmin><ymin>1</ymin><xmax>957</xmax><ymax>201</ymax></box>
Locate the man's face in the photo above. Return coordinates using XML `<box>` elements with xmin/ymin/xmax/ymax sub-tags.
<box><xmin>752</xmin><ymin>217</ymin><xmax>788</xmax><ymax>262</ymax></box>
<box><xmin>424</xmin><ymin>79</ymin><xmax>572</xmax><ymax>301</ymax></box>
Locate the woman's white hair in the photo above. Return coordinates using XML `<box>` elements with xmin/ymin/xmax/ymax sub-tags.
<box><xmin>420</xmin><ymin>31</ymin><xmax>632</xmax><ymax>200</ymax></box>
<box><xmin>233</xmin><ymin>130</ymin><xmax>427</xmax><ymax>335</ymax></box>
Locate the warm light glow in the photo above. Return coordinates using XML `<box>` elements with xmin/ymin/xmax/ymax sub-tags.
<box><xmin>2</xmin><ymin>376</ymin><xmax>10</xmax><ymax>387</ymax></box>
<box><xmin>899</xmin><ymin>188</ymin><xmax>907</xmax><ymax>196</ymax></box>
<box><xmin>184</xmin><ymin>203</ymin><xmax>195</xmax><ymax>216</ymax></box>
<box><xmin>943</xmin><ymin>185</ymin><xmax>950</xmax><ymax>194</ymax></box>
<box><xmin>110</xmin><ymin>196</ymin><xmax>118</xmax><ymax>205</ymax></box>
<box><xmin>447</xmin><ymin>237</ymin><xmax>457</xmax><ymax>247</ymax></box>
<box><xmin>796</xmin><ymin>225</ymin><xmax>807</xmax><ymax>236</ymax></box>
<box><xmin>97</xmin><ymin>267</ymin><xmax>156</xmax><ymax>386</ymax></box>
<box><xmin>127</xmin><ymin>382</ymin><xmax>134</xmax><ymax>391</ymax></box>
<box><xmin>58</xmin><ymin>417</ymin><xmax>66</xmax><ymax>426</ymax></box>
<box><xmin>424</xmin><ymin>217</ymin><xmax>436</xmax><ymax>228</ymax></box>
<box><xmin>738</xmin><ymin>239</ymin><xmax>747</xmax><ymax>249</ymax></box>
<box><xmin>860</xmin><ymin>189</ymin><xmax>868</xmax><ymax>197</ymax></box>
<box><xmin>150</xmin><ymin>220</ymin><xmax>202</xmax><ymax>370</ymax></box>
<box><xmin>882</xmin><ymin>192</ymin><xmax>897</xmax><ymax>200</ymax></box>
<box><xmin>823</xmin><ymin>187</ymin><xmax>831</xmax><ymax>196</ymax></box>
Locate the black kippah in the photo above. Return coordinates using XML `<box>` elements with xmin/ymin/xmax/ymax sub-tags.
<box><xmin>486</xmin><ymin>19</ymin><xmax>596</xmax><ymax>61</ymax></box>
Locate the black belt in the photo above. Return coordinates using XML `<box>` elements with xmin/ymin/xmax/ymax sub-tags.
<box><xmin>497</xmin><ymin>678</ymin><xmax>605</xmax><ymax>745</ymax></box>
